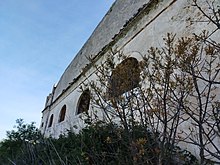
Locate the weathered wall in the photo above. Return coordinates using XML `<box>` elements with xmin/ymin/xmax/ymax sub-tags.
<box><xmin>52</xmin><ymin>0</ymin><xmax>151</xmax><ymax>101</ymax></box>
<box><xmin>40</xmin><ymin>0</ymin><xmax>220</xmax><ymax>158</ymax></box>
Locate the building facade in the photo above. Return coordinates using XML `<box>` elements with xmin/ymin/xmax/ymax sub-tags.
<box><xmin>40</xmin><ymin>0</ymin><xmax>220</xmax><ymax>161</ymax></box>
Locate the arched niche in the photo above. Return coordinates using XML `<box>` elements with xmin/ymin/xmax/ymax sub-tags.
<box><xmin>109</xmin><ymin>57</ymin><xmax>140</xmax><ymax>97</ymax></box>
<box><xmin>48</xmin><ymin>114</ymin><xmax>54</xmax><ymax>127</ymax></box>
<box><xmin>58</xmin><ymin>105</ymin><xmax>66</xmax><ymax>122</ymax></box>
<box><xmin>76</xmin><ymin>89</ymin><xmax>91</xmax><ymax>115</ymax></box>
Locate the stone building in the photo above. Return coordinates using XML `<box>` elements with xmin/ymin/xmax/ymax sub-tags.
<box><xmin>40</xmin><ymin>0</ymin><xmax>220</xmax><ymax>161</ymax></box>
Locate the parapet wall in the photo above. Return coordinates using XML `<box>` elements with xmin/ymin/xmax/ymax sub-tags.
<box><xmin>52</xmin><ymin>0</ymin><xmax>151</xmax><ymax>102</ymax></box>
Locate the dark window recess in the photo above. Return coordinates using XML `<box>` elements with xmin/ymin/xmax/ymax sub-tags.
<box><xmin>48</xmin><ymin>114</ymin><xmax>54</xmax><ymax>127</ymax></box>
<box><xmin>77</xmin><ymin>89</ymin><xmax>91</xmax><ymax>115</ymax></box>
<box><xmin>41</xmin><ymin>122</ymin><xmax>44</xmax><ymax>128</ymax></box>
<box><xmin>59</xmin><ymin>105</ymin><xmax>66</xmax><ymax>122</ymax></box>
<box><xmin>109</xmin><ymin>57</ymin><xmax>140</xmax><ymax>97</ymax></box>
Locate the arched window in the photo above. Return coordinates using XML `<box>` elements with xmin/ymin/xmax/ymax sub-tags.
<box><xmin>48</xmin><ymin>114</ymin><xmax>54</xmax><ymax>127</ymax></box>
<box><xmin>77</xmin><ymin>89</ymin><xmax>91</xmax><ymax>115</ymax></box>
<box><xmin>109</xmin><ymin>57</ymin><xmax>140</xmax><ymax>97</ymax></box>
<box><xmin>59</xmin><ymin>105</ymin><xmax>66</xmax><ymax>122</ymax></box>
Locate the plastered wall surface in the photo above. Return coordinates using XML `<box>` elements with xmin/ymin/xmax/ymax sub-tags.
<box><xmin>40</xmin><ymin>0</ymin><xmax>220</xmax><ymax>159</ymax></box>
<box><xmin>52</xmin><ymin>0</ymin><xmax>151</xmax><ymax>101</ymax></box>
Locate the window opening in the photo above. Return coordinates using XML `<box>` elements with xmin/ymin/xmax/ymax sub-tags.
<box><xmin>77</xmin><ymin>89</ymin><xmax>91</xmax><ymax>115</ymax></box>
<box><xmin>48</xmin><ymin>114</ymin><xmax>54</xmax><ymax>127</ymax></box>
<box><xmin>109</xmin><ymin>57</ymin><xmax>140</xmax><ymax>97</ymax></box>
<box><xmin>59</xmin><ymin>105</ymin><xmax>66</xmax><ymax>122</ymax></box>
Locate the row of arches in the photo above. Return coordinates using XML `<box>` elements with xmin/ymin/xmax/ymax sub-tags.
<box><xmin>47</xmin><ymin>89</ymin><xmax>91</xmax><ymax>128</ymax></box>
<box><xmin>45</xmin><ymin>57</ymin><xmax>140</xmax><ymax>129</ymax></box>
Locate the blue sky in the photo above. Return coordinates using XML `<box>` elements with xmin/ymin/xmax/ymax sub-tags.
<box><xmin>0</xmin><ymin>0</ymin><xmax>115</xmax><ymax>140</ymax></box>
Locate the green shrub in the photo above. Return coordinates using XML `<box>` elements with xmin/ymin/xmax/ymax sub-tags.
<box><xmin>0</xmin><ymin>119</ymin><xmax>198</xmax><ymax>165</ymax></box>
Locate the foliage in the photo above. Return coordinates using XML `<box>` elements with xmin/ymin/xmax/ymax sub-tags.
<box><xmin>6</xmin><ymin>119</ymin><xmax>41</xmax><ymax>142</ymax></box>
<box><xmin>0</xmin><ymin>119</ymin><xmax>43</xmax><ymax>164</ymax></box>
<box><xmin>85</xmin><ymin>34</ymin><xmax>220</xmax><ymax>164</ymax></box>
<box><xmin>0</xmin><ymin>120</ymin><xmax>198</xmax><ymax>165</ymax></box>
